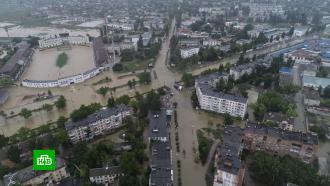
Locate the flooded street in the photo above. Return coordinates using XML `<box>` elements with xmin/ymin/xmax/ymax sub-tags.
<box><xmin>24</xmin><ymin>46</ymin><xmax>95</xmax><ymax>80</ymax></box>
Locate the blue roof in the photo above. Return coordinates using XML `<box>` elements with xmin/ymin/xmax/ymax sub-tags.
<box><xmin>322</xmin><ymin>52</ymin><xmax>330</xmax><ymax>58</ymax></box>
<box><xmin>279</xmin><ymin>67</ymin><xmax>292</xmax><ymax>74</ymax></box>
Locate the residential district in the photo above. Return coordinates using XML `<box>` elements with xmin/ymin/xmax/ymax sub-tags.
<box><xmin>0</xmin><ymin>0</ymin><xmax>330</xmax><ymax>186</ymax></box>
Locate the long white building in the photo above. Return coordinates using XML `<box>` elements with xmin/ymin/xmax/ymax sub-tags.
<box><xmin>180</xmin><ymin>47</ymin><xmax>200</xmax><ymax>59</ymax></box>
<box><xmin>65</xmin><ymin>104</ymin><xmax>132</xmax><ymax>143</ymax></box>
<box><xmin>39</xmin><ymin>35</ymin><xmax>89</xmax><ymax>49</ymax></box>
<box><xmin>195</xmin><ymin>73</ymin><xmax>247</xmax><ymax>118</ymax></box>
<box><xmin>22</xmin><ymin>67</ymin><xmax>101</xmax><ymax>88</ymax></box>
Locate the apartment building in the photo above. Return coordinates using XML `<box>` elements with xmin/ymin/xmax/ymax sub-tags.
<box><xmin>0</xmin><ymin>42</ymin><xmax>34</xmax><ymax>81</ymax></box>
<box><xmin>65</xmin><ymin>104</ymin><xmax>132</xmax><ymax>143</ymax></box>
<box><xmin>284</xmin><ymin>49</ymin><xmax>318</xmax><ymax>64</ymax></box>
<box><xmin>3</xmin><ymin>158</ymin><xmax>69</xmax><ymax>186</ymax></box>
<box><xmin>89</xmin><ymin>166</ymin><xmax>123</xmax><ymax>184</ymax></box>
<box><xmin>214</xmin><ymin>126</ymin><xmax>245</xmax><ymax>186</ymax></box>
<box><xmin>230</xmin><ymin>63</ymin><xmax>255</xmax><ymax>80</ymax></box>
<box><xmin>149</xmin><ymin>142</ymin><xmax>173</xmax><ymax>186</ymax></box>
<box><xmin>243</xmin><ymin>123</ymin><xmax>318</xmax><ymax>163</ymax></box>
<box><xmin>180</xmin><ymin>47</ymin><xmax>200</xmax><ymax>59</ymax></box>
<box><xmin>38</xmin><ymin>35</ymin><xmax>89</xmax><ymax>49</ymax></box>
<box><xmin>195</xmin><ymin>73</ymin><xmax>248</xmax><ymax>118</ymax></box>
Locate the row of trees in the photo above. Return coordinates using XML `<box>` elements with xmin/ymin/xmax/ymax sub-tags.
<box><xmin>249</xmin><ymin>151</ymin><xmax>330</xmax><ymax>186</ymax></box>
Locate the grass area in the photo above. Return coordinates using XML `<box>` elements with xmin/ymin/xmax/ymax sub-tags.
<box><xmin>120</xmin><ymin>58</ymin><xmax>154</xmax><ymax>73</ymax></box>
<box><xmin>197</xmin><ymin>129</ymin><xmax>213</xmax><ymax>165</ymax></box>
<box><xmin>56</xmin><ymin>52</ymin><xmax>68</xmax><ymax>68</ymax></box>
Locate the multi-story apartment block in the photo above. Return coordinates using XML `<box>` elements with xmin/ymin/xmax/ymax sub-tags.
<box><xmin>195</xmin><ymin>73</ymin><xmax>247</xmax><ymax>118</ymax></box>
<box><xmin>213</xmin><ymin>123</ymin><xmax>318</xmax><ymax>186</ymax></box>
<box><xmin>243</xmin><ymin>123</ymin><xmax>318</xmax><ymax>163</ymax></box>
<box><xmin>214</xmin><ymin>126</ymin><xmax>245</xmax><ymax>186</ymax></box>
<box><xmin>89</xmin><ymin>166</ymin><xmax>123</xmax><ymax>184</ymax></box>
<box><xmin>65</xmin><ymin>104</ymin><xmax>132</xmax><ymax>143</ymax></box>
<box><xmin>203</xmin><ymin>39</ymin><xmax>221</xmax><ymax>47</ymax></box>
<box><xmin>38</xmin><ymin>35</ymin><xmax>89</xmax><ymax>49</ymax></box>
<box><xmin>3</xmin><ymin>158</ymin><xmax>70</xmax><ymax>186</ymax></box>
<box><xmin>180</xmin><ymin>47</ymin><xmax>200</xmax><ymax>59</ymax></box>
<box><xmin>229</xmin><ymin>63</ymin><xmax>255</xmax><ymax>80</ymax></box>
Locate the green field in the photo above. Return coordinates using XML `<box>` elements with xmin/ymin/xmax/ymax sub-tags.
<box><xmin>56</xmin><ymin>53</ymin><xmax>68</xmax><ymax>68</ymax></box>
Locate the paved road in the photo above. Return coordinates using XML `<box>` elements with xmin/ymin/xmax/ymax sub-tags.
<box><xmin>292</xmin><ymin>64</ymin><xmax>307</xmax><ymax>132</ymax></box>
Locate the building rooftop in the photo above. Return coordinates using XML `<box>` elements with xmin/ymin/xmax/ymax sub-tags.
<box><xmin>65</xmin><ymin>104</ymin><xmax>131</xmax><ymax>131</ymax></box>
<box><xmin>279</xmin><ymin>67</ymin><xmax>292</xmax><ymax>75</ymax></box>
<box><xmin>217</xmin><ymin>126</ymin><xmax>244</xmax><ymax>175</ymax></box>
<box><xmin>148</xmin><ymin>109</ymin><xmax>168</xmax><ymax>139</ymax></box>
<box><xmin>231</xmin><ymin>63</ymin><xmax>255</xmax><ymax>72</ymax></box>
<box><xmin>303</xmin><ymin>74</ymin><xmax>330</xmax><ymax>88</ymax></box>
<box><xmin>245</xmin><ymin>123</ymin><xmax>318</xmax><ymax>145</ymax></box>
<box><xmin>3</xmin><ymin>158</ymin><xmax>66</xmax><ymax>186</ymax></box>
<box><xmin>89</xmin><ymin>166</ymin><xmax>121</xmax><ymax>177</ymax></box>
<box><xmin>196</xmin><ymin>73</ymin><xmax>247</xmax><ymax>104</ymax></box>
<box><xmin>92</xmin><ymin>37</ymin><xmax>107</xmax><ymax>67</ymax></box>
<box><xmin>0</xmin><ymin>42</ymin><xmax>31</xmax><ymax>77</ymax></box>
<box><xmin>0</xmin><ymin>88</ymin><xmax>9</xmax><ymax>105</ymax></box>
<box><xmin>264</xmin><ymin>112</ymin><xmax>294</xmax><ymax>125</ymax></box>
<box><xmin>150</xmin><ymin>142</ymin><xmax>172</xmax><ymax>186</ymax></box>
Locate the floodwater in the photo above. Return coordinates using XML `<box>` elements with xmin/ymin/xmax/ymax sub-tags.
<box><xmin>24</xmin><ymin>46</ymin><xmax>95</xmax><ymax>80</ymax></box>
<box><xmin>77</xmin><ymin>20</ymin><xmax>104</xmax><ymax>28</ymax></box>
<box><xmin>0</xmin><ymin>26</ymin><xmax>99</xmax><ymax>37</ymax></box>
<box><xmin>0</xmin><ymin>22</ymin><xmax>16</xmax><ymax>27</ymax></box>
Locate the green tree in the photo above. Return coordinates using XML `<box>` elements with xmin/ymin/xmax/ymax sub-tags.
<box><xmin>96</xmin><ymin>87</ymin><xmax>109</xmax><ymax>96</ymax></box>
<box><xmin>107</xmin><ymin>97</ymin><xmax>116</xmax><ymax>108</ymax></box>
<box><xmin>181</xmin><ymin>73</ymin><xmax>194</xmax><ymax>87</ymax></box>
<box><xmin>20</xmin><ymin>108</ymin><xmax>32</xmax><ymax>119</ymax></box>
<box><xmin>0</xmin><ymin>135</ymin><xmax>8</xmax><ymax>148</ymax></box>
<box><xmin>55</xmin><ymin>96</ymin><xmax>66</xmax><ymax>109</ymax></box>
<box><xmin>55</xmin><ymin>129</ymin><xmax>70</xmax><ymax>145</ymax></box>
<box><xmin>56</xmin><ymin>116</ymin><xmax>67</xmax><ymax>129</ymax></box>
<box><xmin>323</xmin><ymin>86</ymin><xmax>330</xmax><ymax>98</ymax></box>
<box><xmin>116</xmin><ymin>95</ymin><xmax>131</xmax><ymax>105</ymax></box>
<box><xmin>7</xmin><ymin>146</ymin><xmax>21</xmax><ymax>163</ymax></box>
<box><xmin>224</xmin><ymin>113</ymin><xmax>233</xmax><ymax>125</ymax></box>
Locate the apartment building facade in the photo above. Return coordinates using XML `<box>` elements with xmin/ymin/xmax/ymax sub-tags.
<box><xmin>65</xmin><ymin>105</ymin><xmax>132</xmax><ymax>143</ymax></box>
<box><xmin>195</xmin><ymin>73</ymin><xmax>247</xmax><ymax>118</ymax></box>
<box><xmin>243</xmin><ymin>123</ymin><xmax>318</xmax><ymax>163</ymax></box>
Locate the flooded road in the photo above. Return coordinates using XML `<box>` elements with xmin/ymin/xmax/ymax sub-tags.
<box><xmin>24</xmin><ymin>46</ymin><xmax>95</xmax><ymax>80</ymax></box>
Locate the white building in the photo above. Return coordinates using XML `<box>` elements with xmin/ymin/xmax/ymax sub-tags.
<box><xmin>38</xmin><ymin>36</ymin><xmax>89</xmax><ymax>49</ymax></box>
<box><xmin>107</xmin><ymin>23</ymin><xmax>133</xmax><ymax>31</ymax></box>
<box><xmin>3</xmin><ymin>158</ymin><xmax>70</xmax><ymax>186</ymax></box>
<box><xmin>180</xmin><ymin>47</ymin><xmax>200</xmax><ymax>59</ymax></box>
<box><xmin>284</xmin><ymin>49</ymin><xmax>318</xmax><ymax>64</ymax></box>
<box><xmin>203</xmin><ymin>39</ymin><xmax>221</xmax><ymax>47</ymax></box>
<box><xmin>195</xmin><ymin>73</ymin><xmax>247</xmax><ymax>118</ymax></box>
<box><xmin>293</xmin><ymin>27</ymin><xmax>309</xmax><ymax>37</ymax></box>
<box><xmin>230</xmin><ymin>63</ymin><xmax>255</xmax><ymax>80</ymax></box>
<box><xmin>89</xmin><ymin>166</ymin><xmax>123</xmax><ymax>184</ymax></box>
<box><xmin>65</xmin><ymin>105</ymin><xmax>132</xmax><ymax>143</ymax></box>
<box><xmin>22</xmin><ymin>67</ymin><xmax>101</xmax><ymax>88</ymax></box>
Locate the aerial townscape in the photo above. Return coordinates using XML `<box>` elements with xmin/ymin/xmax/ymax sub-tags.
<box><xmin>1</xmin><ymin>0</ymin><xmax>330</xmax><ymax>186</ymax></box>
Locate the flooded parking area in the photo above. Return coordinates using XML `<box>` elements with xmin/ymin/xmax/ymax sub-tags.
<box><xmin>24</xmin><ymin>46</ymin><xmax>95</xmax><ymax>80</ymax></box>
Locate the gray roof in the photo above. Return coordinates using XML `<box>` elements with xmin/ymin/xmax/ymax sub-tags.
<box><xmin>231</xmin><ymin>63</ymin><xmax>255</xmax><ymax>72</ymax></box>
<box><xmin>89</xmin><ymin>166</ymin><xmax>121</xmax><ymax>177</ymax></box>
<box><xmin>245</xmin><ymin>123</ymin><xmax>318</xmax><ymax>145</ymax></box>
<box><xmin>196</xmin><ymin>74</ymin><xmax>247</xmax><ymax>104</ymax></box>
<box><xmin>0</xmin><ymin>42</ymin><xmax>31</xmax><ymax>77</ymax></box>
<box><xmin>148</xmin><ymin>109</ymin><xmax>168</xmax><ymax>139</ymax></box>
<box><xmin>150</xmin><ymin>142</ymin><xmax>172</xmax><ymax>186</ymax></box>
<box><xmin>0</xmin><ymin>88</ymin><xmax>9</xmax><ymax>105</ymax></box>
<box><xmin>303</xmin><ymin>75</ymin><xmax>330</xmax><ymax>88</ymax></box>
<box><xmin>3</xmin><ymin>158</ymin><xmax>66</xmax><ymax>186</ymax></box>
<box><xmin>92</xmin><ymin>37</ymin><xmax>107</xmax><ymax>67</ymax></box>
<box><xmin>217</xmin><ymin>126</ymin><xmax>244</xmax><ymax>175</ymax></box>
<box><xmin>65</xmin><ymin>104</ymin><xmax>131</xmax><ymax>131</ymax></box>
